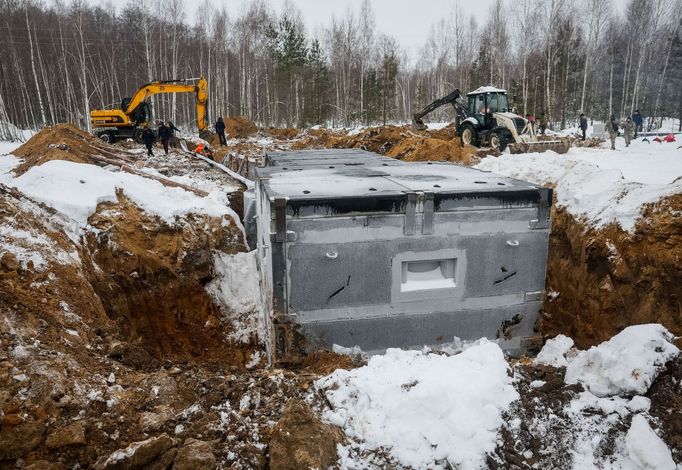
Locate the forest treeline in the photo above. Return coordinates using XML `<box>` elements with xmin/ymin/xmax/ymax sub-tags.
<box><xmin>0</xmin><ymin>0</ymin><xmax>680</xmax><ymax>137</ymax></box>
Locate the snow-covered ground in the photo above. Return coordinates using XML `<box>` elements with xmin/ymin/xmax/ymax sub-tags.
<box><xmin>315</xmin><ymin>324</ymin><xmax>679</xmax><ymax>470</ymax></box>
<box><xmin>0</xmin><ymin>140</ymin><xmax>23</xmax><ymax>156</ymax></box>
<box><xmin>317</xmin><ymin>340</ymin><xmax>518</xmax><ymax>469</ymax></box>
<box><xmin>476</xmin><ymin>140</ymin><xmax>682</xmax><ymax>231</ymax></box>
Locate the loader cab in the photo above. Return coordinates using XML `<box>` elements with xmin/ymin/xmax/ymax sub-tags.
<box><xmin>467</xmin><ymin>87</ymin><xmax>510</xmax><ymax>128</ymax></box>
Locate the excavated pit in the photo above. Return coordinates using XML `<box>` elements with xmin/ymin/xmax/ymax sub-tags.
<box><xmin>83</xmin><ymin>193</ymin><xmax>254</xmax><ymax>366</ymax></box>
<box><xmin>541</xmin><ymin>194</ymin><xmax>682</xmax><ymax>348</ymax></box>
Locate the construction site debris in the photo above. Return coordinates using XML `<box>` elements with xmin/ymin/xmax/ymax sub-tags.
<box><xmin>12</xmin><ymin>124</ymin><xmax>139</xmax><ymax>175</ymax></box>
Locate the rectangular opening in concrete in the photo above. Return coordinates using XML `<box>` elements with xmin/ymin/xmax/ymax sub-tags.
<box><xmin>401</xmin><ymin>259</ymin><xmax>457</xmax><ymax>292</ymax></box>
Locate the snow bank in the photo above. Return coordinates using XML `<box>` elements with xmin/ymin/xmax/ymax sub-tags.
<box><xmin>534</xmin><ymin>334</ymin><xmax>574</xmax><ymax>368</ymax></box>
<box><xmin>475</xmin><ymin>141</ymin><xmax>682</xmax><ymax>231</ymax></box>
<box><xmin>205</xmin><ymin>250</ymin><xmax>264</xmax><ymax>343</ymax></box>
<box><xmin>8</xmin><ymin>160</ymin><xmax>234</xmax><ymax>231</ymax></box>
<box><xmin>316</xmin><ymin>340</ymin><xmax>518</xmax><ymax>469</ymax></box>
<box><xmin>565</xmin><ymin>324</ymin><xmax>679</xmax><ymax>397</ymax></box>
<box><xmin>625</xmin><ymin>414</ymin><xmax>677</xmax><ymax>470</ymax></box>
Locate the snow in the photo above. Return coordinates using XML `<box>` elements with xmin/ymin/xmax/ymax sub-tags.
<box><xmin>534</xmin><ymin>334</ymin><xmax>574</xmax><ymax>368</ymax></box>
<box><xmin>316</xmin><ymin>340</ymin><xmax>518</xmax><ymax>470</ymax></box>
<box><xmin>468</xmin><ymin>86</ymin><xmax>506</xmax><ymax>95</ymax></box>
<box><xmin>564</xmin><ymin>324</ymin><xmax>679</xmax><ymax>397</ymax></box>
<box><xmin>7</xmin><ymin>160</ymin><xmax>235</xmax><ymax>233</ymax></box>
<box><xmin>205</xmin><ymin>250</ymin><xmax>265</xmax><ymax>343</ymax></box>
<box><xmin>625</xmin><ymin>414</ymin><xmax>676</xmax><ymax>470</ymax></box>
<box><xmin>0</xmin><ymin>140</ymin><xmax>25</xmax><ymax>156</ymax></box>
<box><xmin>475</xmin><ymin>140</ymin><xmax>682</xmax><ymax>231</ymax></box>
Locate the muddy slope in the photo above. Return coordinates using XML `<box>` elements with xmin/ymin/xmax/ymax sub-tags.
<box><xmin>542</xmin><ymin>194</ymin><xmax>681</xmax><ymax>348</ymax></box>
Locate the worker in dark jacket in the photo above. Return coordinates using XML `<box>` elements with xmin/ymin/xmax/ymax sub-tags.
<box><xmin>632</xmin><ymin>110</ymin><xmax>643</xmax><ymax>138</ymax></box>
<box><xmin>158</xmin><ymin>122</ymin><xmax>172</xmax><ymax>155</ymax></box>
<box><xmin>579</xmin><ymin>113</ymin><xmax>588</xmax><ymax>140</ymax></box>
<box><xmin>215</xmin><ymin>117</ymin><xmax>227</xmax><ymax>146</ymax></box>
<box><xmin>142</xmin><ymin>125</ymin><xmax>155</xmax><ymax>156</ymax></box>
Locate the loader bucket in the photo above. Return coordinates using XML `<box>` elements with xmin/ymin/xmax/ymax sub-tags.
<box><xmin>509</xmin><ymin>140</ymin><xmax>571</xmax><ymax>154</ymax></box>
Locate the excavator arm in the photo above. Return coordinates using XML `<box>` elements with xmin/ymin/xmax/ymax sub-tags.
<box><xmin>125</xmin><ymin>77</ymin><xmax>208</xmax><ymax>131</ymax></box>
<box><xmin>412</xmin><ymin>89</ymin><xmax>464</xmax><ymax>131</ymax></box>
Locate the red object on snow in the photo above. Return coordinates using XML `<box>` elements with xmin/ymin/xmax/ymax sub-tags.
<box><xmin>663</xmin><ymin>133</ymin><xmax>676</xmax><ymax>142</ymax></box>
<box><xmin>653</xmin><ymin>137</ymin><xmax>663</xmax><ymax>143</ymax></box>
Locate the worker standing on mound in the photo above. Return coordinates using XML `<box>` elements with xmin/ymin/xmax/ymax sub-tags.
<box><xmin>579</xmin><ymin>113</ymin><xmax>588</xmax><ymax>141</ymax></box>
<box><xmin>606</xmin><ymin>115</ymin><xmax>618</xmax><ymax>150</ymax></box>
<box><xmin>142</xmin><ymin>125</ymin><xmax>155</xmax><ymax>156</ymax></box>
<box><xmin>215</xmin><ymin>117</ymin><xmax>227</xmax><ymax>146</ymax></box>
<box><xmin>158</xmin><ymin>122</ymin><xmax>172</xmax><ymax>155</ymax></box>
<box><xmin>624</xmin><ymin>117</ymin><xmax>635</xmax><ymax>147</ymax></box>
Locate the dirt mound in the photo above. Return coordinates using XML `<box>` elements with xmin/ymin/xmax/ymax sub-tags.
<box><xmin>12</xmin><ymin>124</ymin><xmax>137</xmax><ymax>175</ymax></box>
<box><xmin>541</xmin><ymin>193</ymin><xmax>682</xmax><ymax>348</ymax></box>
<box><xmin>264</xmin><ymin>127</ymin><xmax>299</xmax><ymax>140</ymax></box>
<box><xmin>302</xmin><ymin>350</ymin><xmax>355</xmax><ymax>375</ymax></box>
<box><xmin>84</xmin><ymin>193</ymin><xmax>251</xmax><ymax>365</ymax></box>
<box><xmin>225</xmin><ymin>116</ymin><xmax>257</xmax><ymax>139</ymax></box>
<box><xmin>268</xmin><ymin>399</ymin><xmax>344</xmax><ymax>470</ymax></box>
<box><xmin>387</xmin><ymin>136</ymin><xmax>475</xmax><ymax>164</ymax></box>
<box><xmin>292</xmin><ymin>124</ymin><xmax>475</xmax><ymax>163</ymax></box>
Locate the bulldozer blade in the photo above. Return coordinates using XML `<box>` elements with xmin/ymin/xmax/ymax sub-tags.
<box><xmin>509</xmin><ymin>140</ymin><xmax>571</xmax><ymax>155</ymax></box>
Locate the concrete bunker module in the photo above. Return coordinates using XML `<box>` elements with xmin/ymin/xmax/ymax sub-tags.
<box><xmin>249</xmin><ymin>149</ymin><xmax>552</xmax><ymax>358</ymax></box>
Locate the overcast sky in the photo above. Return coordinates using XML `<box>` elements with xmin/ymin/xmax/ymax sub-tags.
<box><xmin>203</xmin><ymin>0</ymin><xmax>629</xmax><ymax>64</ymax></box>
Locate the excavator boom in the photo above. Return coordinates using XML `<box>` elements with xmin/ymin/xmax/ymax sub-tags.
<box><xmin>412</xmin><ymin>89</ymin><xmax>462</xmax><ymax>130</ymax></box>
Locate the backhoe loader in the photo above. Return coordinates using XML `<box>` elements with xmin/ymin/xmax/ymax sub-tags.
<box><xmin>90</xmin><ymin>77</ymin><xmax>208</xmax><ymax>144</ymax></box>
<box><xmin>413</xmin><ymin>86</ymin><xmax>569</xmax><ymax>154</ymax></box>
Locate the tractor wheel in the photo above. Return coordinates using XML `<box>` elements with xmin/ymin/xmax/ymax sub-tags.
<box><xmin>98</xmin><ymin>131</ymin><xmax>114</xmax><ymax>144</ymax></box>
<box><xmin>460</xmin><ymin>123</ymin><xmax>477</xmax><ymax>147</ymax></box>
<box><xmin>133</xmin><ymin>128</ymin><xmax>145</xmax><ymax>144</ymax></box>
<box><xmin>489</xmin><ymin>131</ymin><xmax>508</xmax><ymax>152</ymax></box>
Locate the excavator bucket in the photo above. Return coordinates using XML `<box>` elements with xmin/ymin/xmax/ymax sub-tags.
<box><xmin>509</xmin><ymin>140</ymin><xmax>571</xmax><ymax>155</ymax></box>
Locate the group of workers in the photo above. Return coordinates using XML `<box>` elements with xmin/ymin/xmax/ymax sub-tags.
<box><xmin>530</xmin><ymin>109</ymin><xmax>646</xmax><ymax>151</ymax></box>
<box><xmin>604</xmin><ymin>110</ymin><xmax>644</xmax><ymax>150</ymax></box>
<box><xmin>141</xmin><ymin>121</ymin><xmax>180</xmax><ymax>157</ymax></box>
<box><xmin>140</xmin><ymin>117</ymin><xmax>228</xmax><ymax>158</ymax></box>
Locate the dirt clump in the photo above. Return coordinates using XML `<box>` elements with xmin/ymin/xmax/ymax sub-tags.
<box><xmin>264</xmin><ymin>127</ymin><xmax>299</xmax><ymax>140</ymax></box>
<box><xmin>268</xmin><ymin>398</ymin><xmax>345</xmax><ymax>470</ymax></box>
<box><xmin>12</xmin><ymin>124</ymin><xmax>138</xmax><ymax>175</ymax></box>
<box><xmin>542</xmin><ymin>194</ymin><xmax>681</xmax><ymax>348</ymax></box>
<box><xmin>225</xmin><ymin>116</ymin><xmax>258</xmax><ymax>139</ymax></box>
<box><xmin>302</xmin><ymin>350</ymin><xmax>355</xmax><ymax>375</ymax></box>
<box><xmin>387</xmin><ymin>136</ymin><xmax>475</xmax><ymax>164</ymax></box>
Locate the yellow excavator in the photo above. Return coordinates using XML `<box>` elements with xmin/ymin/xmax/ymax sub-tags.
<box><xmin>90</xmin><ymin>77</ymin><xmax>208</xmax><ymax>143</ymax></box>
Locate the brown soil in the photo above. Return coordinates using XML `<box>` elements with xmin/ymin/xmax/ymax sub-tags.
<box><xmin>541</xmin><ymin>194</ymin><xmax>682</xmax><ymax>348</ymax></box>
<box><xmin>302</xmin><ymin>350</ymin><xmax>355</xmax><ymax>375</ymax></box>
<box><xmin>225</xmin><ymin>116</ymin><xmax>258</xmax><ymax>139</ymax></box>
<box><xmin>83</xmin><ymin>192</ymin><xmax>252</xmax><ymax>365</ymax></box>
<box><xmin>12</xmin><ymin>124</ymin><xmax>138</xmax><ymax>175</ymax></box>
<box><xmin>268</xmin><ymin>399</ymin><xmax>344</xmax><ymax>470</ymax></box>
<box><xmin>291</xmin><ymin>124</ymin><xmax>476</xmax><ymax>163</ymax></box>
<box><xmin>264</xmin><ymin>127</ymin><xmax>299</xmax><ymax>140</ymax></box>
